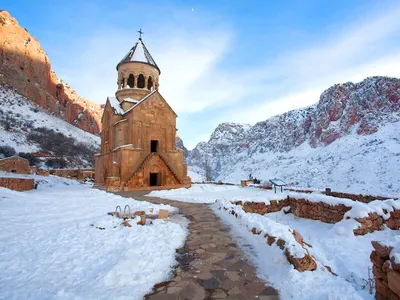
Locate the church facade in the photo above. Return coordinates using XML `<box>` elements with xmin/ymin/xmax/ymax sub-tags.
<box><xmin>94</xmin><ymin>36</ymin><xmax>191</xmax><ymax>191</ymax></box>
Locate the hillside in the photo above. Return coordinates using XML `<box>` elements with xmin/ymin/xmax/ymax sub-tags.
<box><xmin>187</xmin><ymin>76</ymin><xmax>400</xmax><ymax>195</ymax></box>
<box><xmin>0</xmin><ymin>10</ymin><xmax>102</xmax><ymax>134</ymax></box>
<box><xmin>0</xmin><ymin>85</ymin><xmax>100</xmax><ymax>168</ymax></box>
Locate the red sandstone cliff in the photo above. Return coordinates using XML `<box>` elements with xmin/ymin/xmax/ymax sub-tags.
<box><xmin>0</xmin><ymin>10</ymin><xmax>102</xmax><ymax>134</ymax></box>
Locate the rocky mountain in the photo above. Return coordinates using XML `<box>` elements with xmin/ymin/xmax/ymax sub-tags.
<box><xmin>175</xmin><ymin>135</ymin><xmax>190</xmax><ymax>159</ymax></box>
<box><xmin>0</xmin><ymin>85</ymin><xmax>100</xmax><ymax>168</ymax></box>
<box><xmin>187</xmin><ymin>76</ymin><xmax>400</xmax><ymax>195</ymax></box>
<box><xmin>0</xmin><ymin>10</ymin><xmax>102</xmax><ymax>134</ymax></box>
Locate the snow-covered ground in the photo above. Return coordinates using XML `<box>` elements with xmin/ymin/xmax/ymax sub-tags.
<box><xmin>0</xmin><ymin>174</ymin><xmax>187</xmax><ymax>300</ymax></box>
<box><xmin>187</xmin><ymin>166</ymin><xmax>205</xmax><ymax>182</ymax></box>
<box><xmin>148</xmin><ymin>184</ymin><xmax>275</xmax><ymax>203</ymax></box>
<box><xmin>149</xmin><ymin>184</ymin><xmax>400</xmax><ymax>300</ymax></box>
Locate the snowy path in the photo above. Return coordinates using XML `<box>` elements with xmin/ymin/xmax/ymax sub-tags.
<box><xmin>0</xmin><ymin>181</ymin><xmax>187</xmax><ymax>300</ymax></box>
<box><xmin>116</xmin><ymin>190</ymin><xmax>279</xmax><ymax>300</ymax></box>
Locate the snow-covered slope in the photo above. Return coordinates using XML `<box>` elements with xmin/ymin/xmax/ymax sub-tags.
<box><xmin>0</xmin><ymin>85</ymin><xmax>100</xmax><ymax>167</ymax></box>
<box><xmin>187</xmin><ymin>76</ymin><xmax>400</xmax><ymax>195</ymax></box>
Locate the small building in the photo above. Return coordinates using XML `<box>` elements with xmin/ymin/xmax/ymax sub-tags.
<box><xmin>241</xmin><ymin>179</ymin><xmax>254</xmax><ymax>187</ymax></box>
<box><xmin>0</xmin><ymin>156</ymin><xmax>31</xmax><ymax>174</ymax></box>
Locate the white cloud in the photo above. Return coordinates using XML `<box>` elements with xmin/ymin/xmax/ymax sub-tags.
<box><xmin>52</xmin><ymin>2</ymin><xmax>400</xmax><ymax>149</ymax></box>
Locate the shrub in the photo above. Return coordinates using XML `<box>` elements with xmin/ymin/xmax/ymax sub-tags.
<box><xmin>253</xmin><ymin>178</ymin><xmax>261</xmax><ymax>184</ymax></box>
<box><xmin>27</xmin><ymin>127</ymin><xmax>98</xmax><ymax>166</ymax></box>
<box><xmin>46</xmin><ymin>158</ymin><xmax>67</xmax><ymax>169</ymax></box>
<box><xmin>0</xmin><ymin>145</ymin><xmax>16</xmax><ymax>157</ymax></box>
<box><xmin>18</xmin><ymin>152</ymin><xmax>39</xmax><ymax>166</ymax></box>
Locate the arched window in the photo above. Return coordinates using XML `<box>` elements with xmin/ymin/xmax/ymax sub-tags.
<box><xmin>147</xmin><ymin>76</ymin><xmax>153</xmax><ymax>90</ymax></box>
<box><xmin>127</xmin><ymin>74</ymin><xmax>134</xmax><ymax>88</ymax></box>
<box><xmin>137</xmin><ymin>74</ymin><xmax>145</xmax><ymax>88</ymax></box>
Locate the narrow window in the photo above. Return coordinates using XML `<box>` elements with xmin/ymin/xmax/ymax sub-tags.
<box><xmin>151</xmin><ymin>140</ymin><xmax>158</xmax><ymax>153</ymax></box>
<box><xmin>147</xmin><ymin>76</ymin><xmax>153</xmax><ymax>90</ymax></box>
<box><xmin>127</xmin><ymin>74</ymin><xmax>134</xmax><ymax>88</ymax></box>
<box><xmin>138</xmin><ymin>74</ymin><xmax>145</xmax><ymax>88</ymax></box>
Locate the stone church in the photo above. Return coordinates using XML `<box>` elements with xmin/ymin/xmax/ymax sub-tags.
<box><xmin>94</xmin><ymin>35</ymin><xmax>191</xmax><ymax>190</ymax></box>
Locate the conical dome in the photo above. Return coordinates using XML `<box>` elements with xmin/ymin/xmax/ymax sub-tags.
<box><xmin>116</xmin><ymin>38</ymin><xmax>160</xmax><ymax>74</ymax></box>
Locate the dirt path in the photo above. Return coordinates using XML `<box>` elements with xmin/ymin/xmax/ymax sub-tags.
<box><xmin>116</xmin><ymin>191</ymin><xmax>279</xmax><ymax>300</ymax></box>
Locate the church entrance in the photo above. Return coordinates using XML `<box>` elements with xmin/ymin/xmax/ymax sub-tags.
<box><xmin>150</xmin><ymin>173</ymin><xmax>159</xmax><ymax>186</ymax></box>
<box><xmin>151</xmin><ymin>140</ymin><xmax>159</xmax><ymax>153</ymax></box>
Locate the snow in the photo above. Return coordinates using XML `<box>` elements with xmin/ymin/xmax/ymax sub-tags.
<box><xmin>148</xmin><ymin>184</ymin><xmax>399</xmax><ymax>220</ymax></box>
<box><xmin>214</xmin><ymin>204</ymin><xmax>395</xmax><ymax>300</ymax></box>
<box><xmin>147</xmin><ymin>184</ymin><xmax>288</xmax><ymax>204</ymax></box>
<box><xmin>0</xmin><ymin>174</ymin><xmax>187</xmax><ymax>300</ymax></box>
<box><xmin>187</xmin><ymin>165</ymin><xmax>205</xmax><ymax>182</ymax></box>
<box><xmin>108</xmin><ymin>96</ymin><xmax>124</xmax><ymax>115</ymax></box>
<box><xmin>188</xmin><ymin>169</ymin><xmax>204</xmax><ymax>182</ymax></box>
<box><xmin>0</xmin><ymin>85</ymin><xmax>100</xmax><ymax>154</ymax></box>
<box><xmin>131</xmin><ymin>40</ymin><xmax>148</xmax><ymax>63</ymax></box>
<box><xmin>211</xmin><ymin>121</ymin><xmax>400</xmax><ymax>196</ymax></box>
<box><xmin>150</xmin><ymin>183</ymin><xmax>399</xmax><ymax>299</ymax></box>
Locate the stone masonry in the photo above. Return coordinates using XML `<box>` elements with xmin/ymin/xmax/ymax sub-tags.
<box><xmin>0</xmin><ymin>177</ymin><xmax>34</xmax><ymax>191</ymax></box>
<box><xmin>370</xmin><ymin>241</ymin><xmax>400</xmax><ymax>300</ymax></box>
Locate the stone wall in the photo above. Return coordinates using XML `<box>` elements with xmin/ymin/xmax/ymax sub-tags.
<box><xmin>237</xmin><ymin>198</ymin><xmax>400</xmax><ymax>235</ymax></box>
<box><xmin>0</xmin><ymin>156</ymin><xmax>31</xmax><ymax>174</ymax></box>
<box><xmin>371</xmin><ymin>241</ymin><xmax>400</xmax><ymax>300</ymax></box>
<box><xmin>0</xmin><ymin>177</ymin><xmax>34</xmax><ymax>191</ymax></box>
<box><xmin>50</xmin><ymin>168</ymin><xmax>94</xmax><ymax>179</ymax></box>
<box><xmin>239</xmin><ymin>198</ymin><xmax>351</xmax><ymax>224</ymax></box>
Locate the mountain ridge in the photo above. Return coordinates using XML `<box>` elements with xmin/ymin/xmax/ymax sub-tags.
<box><xmin>186</xmin><ymin>76</ymin><xmax>400</xmax><ymax>194</ymax></box>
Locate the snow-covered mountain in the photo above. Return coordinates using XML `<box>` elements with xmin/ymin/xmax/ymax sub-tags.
<box><xmin>0</xmin><ymin>85</ymin><xmax>100</xmax><ymax>168</ymax></box>
<box><xmin>187</xmin><ymin>76</ymin><xmax>400</xmax><ymax>195</ymax></box>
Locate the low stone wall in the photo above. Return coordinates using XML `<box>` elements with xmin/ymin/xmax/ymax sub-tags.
<box><xmin>219</xmin><ymin>202</ymin><xmax>318</xmax><ymax>272</ymax></box>
<box><xmin>236</xmin><ymin>198</ymin><xmax>399</xmax><ymax>235</ymax></box>
<box><xmin>36</xmin><ymin>169</ymin><xmax>49</xmax><ymax>176</ymax></box>
<box><xmin>0</xmin><ymin>177</ymin><xmax>34</xmax><ymax>191</ymax></box>
<box><xmin>386</xmin><ymin>210</ymin><xmax>400</xmax><ymax>230</ymax></box>
<box><xmin>322</xmin><ymin>191</ymin><xmax>394</xmax><ymax>203</ymax></box>
<box><xmin>239</xmin><ymin>198</ymin><xmax>351</xmax><ymax>224</ymax></box>
<box><xmin>371</xmin><ymin>241</ymin><xmax>400</xmax><ymax>300</ymax></box>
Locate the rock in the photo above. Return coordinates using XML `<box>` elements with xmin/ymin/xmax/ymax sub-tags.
<box><xmin>285</xmin><ymin>250</ymin><xmax>317</xmax><ymax>272</ymax></box>
<box><xmin>372</xmin><ymin>241</ymin><xmax>393</xmax><ymax>259</ymax></box>
<box><xmin>267</xmin><ymin>235</ymin><xmax>276</xmax><ymax>246</ymax></box>
<box><xmin>388</xmin><ymin>270</ymin><xmax>400</xmax><ymax>297</ymax></box>
<box><xmin>324</xmin><ymin>265</ymin><xmax>337</xmax><ymax>276</ymax></box>
<box><xmin>133</xmin><ymin>211</ymin><xmax>146</xmax><ymax>217</ymax></box>
<box><xmin>276</xmin><ymin>239</ymin><xmax>286</xmax><ymax>250</ymax></box>
<box><xmin>373</xmin><ymin>264</ymin><xmax>386</xmax><ymax>280</ymax></box>
<box><xmin>158</xmin><ymin>209</ymin><xmax>169</xmax><ymax>219</ymax></box>
<box><xmin>0</xmin><ymin>10</ymin><xmax>102</xmax><ymax>134</ymax></box>
<box><xmin>123</xmin><ymin>220</ymin><xmax>132</xmax><ymax>227</ymax></box>
<box><xmin>292</xmin><ymin>230</ymin><xmax>304</xmax><ymax>245</ymax></box>
<box><xmin>137</xmin><ymin>216</ymin><xmax>146</xmax><ymax>226</ymax></box>
<box><xmin>391</xmin><ymin>256</ymin><xmax>400</xmax><ymax>273</ymax></box>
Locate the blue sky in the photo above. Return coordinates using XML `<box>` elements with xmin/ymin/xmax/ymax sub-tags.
<box><xmin>4</xmin><ymin>0</ymin><xmax>400</xmax><ymax>149</ymax></box>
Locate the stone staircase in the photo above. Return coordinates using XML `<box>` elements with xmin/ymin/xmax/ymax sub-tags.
<box><xmin>158</xmin><ymin>153</ymin><xmax>182</xmax><ymax>183</ymax></box>
<box><xmin>124</xmin><ymin>152</ymin><xmax>182</xmax><ymax>187</ymax></box>
<box><xmin>125</xmin><ymin>153</ymin><xmax>154</xmax><ymax>187</ymax></box>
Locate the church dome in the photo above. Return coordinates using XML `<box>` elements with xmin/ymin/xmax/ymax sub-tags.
<box><xmin>116</xmin><ymin>38</ymin><xmax>160</xmax><ymax>74</ymax></box>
